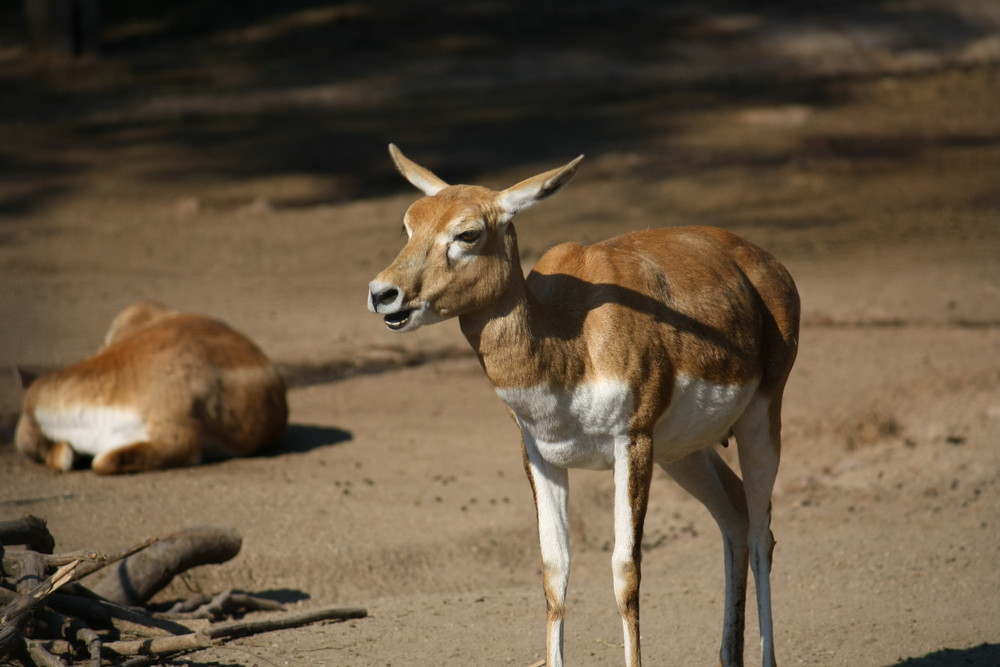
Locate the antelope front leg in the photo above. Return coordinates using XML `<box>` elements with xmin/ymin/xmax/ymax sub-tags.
<box><xmin>521</xmin><ymin>436</ymin><xmax>571</xmax><ymax>667</ymax></box>
<box><xmin>613</xmin><ymin>434</ymin><xmax>654</xmax><ymax>667</ymax></box>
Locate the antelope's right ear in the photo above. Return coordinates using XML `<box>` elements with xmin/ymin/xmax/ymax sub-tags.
<box><xmin>497</xmin><ymin>154</ymin><xmax>584</xmax><ymax>215</ymax></box>
<box><xmin>15</xmin><ymin>366</ymin><xmax>38</xmax><ymax>390</ymax></box>
<box><xmin>388</xmin><ymin>144</ymin><xmax>450</xmax><ymax>196</ymax></box>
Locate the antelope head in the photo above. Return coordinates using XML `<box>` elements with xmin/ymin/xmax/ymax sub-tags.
<box><xmin>368</xmin><ymin>144</ymin><xmax>583</xmax><ymax>332</ymax></box>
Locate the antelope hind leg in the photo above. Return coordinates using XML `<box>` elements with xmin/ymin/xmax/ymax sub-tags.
<box><xmin>662</xmin><ymin>449</ymin><xmax>750</xmax><ymax>667</ymax></box>
<box><xmin>92</xmin><ymin>438</ymin><xmax>201</xmax><ymax>474</ymax></box>
<box><xmin>733</xmin><ymin>395</ymin><xmax>782</xmax><ymax>667</ymax></box>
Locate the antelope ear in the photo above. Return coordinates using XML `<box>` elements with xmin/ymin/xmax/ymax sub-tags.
<box><xmin>497</xmin><ymin>155</ymin><xmax>584</xmax><ymax>215</ymax></box>
<box><xmin>388</xmin><ymin>144</ymin><xmax>451</xmax><ymax>196</ymax></box>
<box><xmin>15</xmin><ymin>366</ymin><xmax>38</xmax><ymax>390</ymax></box>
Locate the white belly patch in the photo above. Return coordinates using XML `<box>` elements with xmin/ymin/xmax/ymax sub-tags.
<box><xmin>34</xmin><ymin>405</ymin><xmax>149</xmax><ymax>457</ymax></box>
<box><xmin>496</xmin><ymin>375</ymin><xmax>758</xmax><ymax>469</ymax></box>
<box><xmin>497</xmin><ymin>379</ymin><xmax>633</xmax><ymax>470</ymax></box>
<box><xmin>653</xmin><ymin>374</ymin><xmax>758</xmax><ymax>462</ymax></box>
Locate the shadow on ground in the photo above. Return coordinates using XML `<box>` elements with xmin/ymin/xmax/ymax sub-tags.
<box><xmin>888</xmin><ymin>643</ymin><xmax>1000</xmax><ymax>667</ymax></box>
<box><xmin>266</xmin><ymin>423</ymin><xmax>352</xmax><ymax>456</ymax></box>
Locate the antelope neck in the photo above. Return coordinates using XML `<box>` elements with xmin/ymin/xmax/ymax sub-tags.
<box><xmin>460</xmin><ymin>260</ymin><xmax>585</xmax><ymax>392</ymax></box>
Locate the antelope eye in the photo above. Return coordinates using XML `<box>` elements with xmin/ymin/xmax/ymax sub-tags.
<box><xmin>456</xmin><ymin>230</ymin><xmax>481</xmax><ymax>244</ymax></box>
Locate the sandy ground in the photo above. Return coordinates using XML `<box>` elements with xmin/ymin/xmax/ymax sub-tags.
<box><xmin>1</xmin><ymin>2</ymin><xmax>999</xmax><ymax>665</ymax></box>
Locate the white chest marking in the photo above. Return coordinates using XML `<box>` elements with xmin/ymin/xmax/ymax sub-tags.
<box><xmin>496</xmin><ymin>375</ymin><xmax>759</xmax><ymax>469</ymax></box>
<box><xmin>497</xmin><ymin>379</ymin><xmax>633</xmax><ymax>470</ymax></box>
<box><xmin>34</xmin><ymin>406</ymin><xmax>149</xmax><ymax>457</ymax></box>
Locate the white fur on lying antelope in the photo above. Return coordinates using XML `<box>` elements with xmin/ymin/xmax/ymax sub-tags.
<box><xmin>368</xmin><ymin>145</ymin><xmax>800</xmax><ymax>667</ymax></box>
<box><xmin>15</xmin><ymin>300</ymin><xmax>288</xmax><ymax>474</ymax></box>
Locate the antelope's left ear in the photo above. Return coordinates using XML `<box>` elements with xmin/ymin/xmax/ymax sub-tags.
<box><xmin>497</xmin><ymin>155</ymin><xmax>584</xmax><ymax>215</ymax></box>
<box><xmin>15</xmin><ymin>366</ymin><xmax>39</xmax><ymax>390</ymax></box>
<box><xmin>389</xmin><ymin>144</ymin><xmax>451</xmax><ymax>196</ymax></box>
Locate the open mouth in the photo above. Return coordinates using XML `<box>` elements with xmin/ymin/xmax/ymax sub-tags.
<box><xmin>384</xmin><ymin>309</ymin><xmax>413</xmax><ymax>331</ymax></box>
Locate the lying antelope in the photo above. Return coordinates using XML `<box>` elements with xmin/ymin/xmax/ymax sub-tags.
<box><xmin>15</xmin><ymin>300</ymin><xmax>288</xmax><ymax>474</ymax></box>
<box><xmin>368</xmin><ymin>146</ymin><xmax>800</xmax><ymax>666</ymax></box>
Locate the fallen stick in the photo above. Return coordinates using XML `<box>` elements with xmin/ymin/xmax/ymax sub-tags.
<box><xmin>0</xmin><ymin>584</ymin><xmax>194</xmax><ymax>638</ymax></box>
<box><xmin>34</xmin><ymin>639</ymin><xmax>73</xmax><ymax>656</ymax></box>
<box><xmin>72</xmin><ymin>536</ymin><xmax>160</xmax><ymax>581</ymax></box>
<box><xmin>24</xmin><ymin>638</ymin><xmax>68</xmax><ymax>667</ymax></box>
<box><xmin>73</xmin><ymin>596</ymin><xmax>196</xmax><ymax>637</ymax></box>
<box><xmin>206</xmin><ymin>604</ymin><xmax>368</xmax><ymax>639</ymax></box>
<box><xmin>0</xmin><ymin>560</ymin><xmax>82</xmax><ymax>660</ymax></box>
<box><xmin>0</xmin><ymin>559</ymin><xmax>81</xmax><ymax>626</ymax></box>
<box><xmin>88</xmin><ymin>526</ymin><xmax>240</xmax><ymax>605</ymax></box>
<box><xmin>0</xmin><ymin>515</ymin><xmax>55</xmax><ymax>554</ymax></box>
<box><xmin>8</xmin><ymin>549</ymin><xmax>48</xmax><ymax>593</ymax></box>
<box><xmin>102</xmin><ymin>605</ymin><xmax>368</xmax><ymax>659</ymax></box>
<box><xmin>0</xmin><ymin>522</ymin><xmax>364</xmax><ymax>666</ymax></box>
<box><xmin>37</xmin><ymin>607</ymin><xmax>101</xmax><ymax>667</ymax></box>
<box><xmin>102</xmin><ymin>632</ymin><xmax>213</xmax><ymax>657</ymax></box>
<box><xmin>2</xmin><ymin>538</ymin><xmax>159</xmax><ymax>592</ymax></box>
<box><xmin>40</xmin><ymin>591</ymin><xmax>113</xmax><ymax>629</ymax></box>
<box><xmin>160</xmin><ymin>590</ymin><xmax>285</xmax><ymax>619</ymax></box>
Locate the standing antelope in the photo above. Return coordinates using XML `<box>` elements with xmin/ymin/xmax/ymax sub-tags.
<box><xmin>15</xmin><ymin>300</ymin><xmax>288</xmax><ymax>474</ymax></box>
<box><xmin>368</xmin><ymin>145</ymin><xmax>799</xmax><ymax>667</ymax></box>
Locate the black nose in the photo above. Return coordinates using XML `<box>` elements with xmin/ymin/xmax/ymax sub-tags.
<box><xmin>372</xmin><ymin>287</ymin><xmax>398</xmax><ymax>307</ymax></box>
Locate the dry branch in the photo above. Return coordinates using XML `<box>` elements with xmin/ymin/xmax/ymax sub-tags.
<box><xmin>1</xmin><ymin>560</ymin><xmax>81</xmax><ymax>662</ymax></box>
<box><xmin>32</xmin><ymin>639</ymin><xmax>74</xmax><ymax>658</ymax></box>
<box><xmin>7</xmin><ymin>548</ymin><xmax>48</xmax><ymax>593</ymax></box>
<box><xmin>0</xmin><ymin>515</ymin><xmax>55</xmax><ymax>553</ymax></box>
<box><xmin>0</xmin><ymin>517</ymin><xmax>368</xmax><ymax>665</ymax></box>
<box><xmin>71</xmin><ymin>537</ymin><xmax>160</xmax><ymax>581</ymax></box>
<box><xmin>0</xmin><ymin>559</ymin><xmax>81</xmax><ymax>626</ymax></box>
<box><xmin>37</xmin><ymin>607</ymin><xmax>101</xmax><ymax>667</ymax></box>
<box><xmin>1</xmin><ymin>534</ymin><xmax>157</xmax><ymax>629</ymax></box>
<box><xmin>101</xmin><ymin>632</ymin><xmax>213</xmax><ymax>658</ymax></box>
<box><xmin>9</xmin><ymin>587</ymin><xmax>197</xmax><ymax>637</ymax></box>
<box><xmin>160</xmin><ymin>590</ymin><xmax>285</xmax><ymax>620</ymax></box>
<box><xmin>87</xmin><ymin>526</ymin><xmax>241</xmax><ymax>605</ymax></box>
<box><xmin>93</xmin><ymin>604</ymin><xmax>368</xmax><ymax>665</ymax></box>
<box><xmin>2</xmin><ymin>536</ymin><xmax>158</xmax><ymax>594</ymax></box>
<box><xmin>205</xmin><ymin>604</ymin><xmax>368</xmax><ymax>639</ymax></box>
<box><xmin>82</xmin><ymin>596</ymin><xmax>195</xmax><ymax>637</ymax></box>
<box><xmin>24</xmin><ymin>638</ymin><xmax>69</xmax><ymax>667</ymax></box>
<box><xmin>100</xmin><ymin>605</ymin><xmax>368</xmax><ymax>659</ymax></box>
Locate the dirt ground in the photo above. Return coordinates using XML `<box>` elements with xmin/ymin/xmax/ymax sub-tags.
<box><xmin>1</xmin><ymin>2</ymin><xmax>999</xmax><ymax>665</ymax></box>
